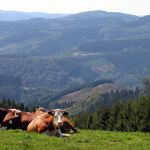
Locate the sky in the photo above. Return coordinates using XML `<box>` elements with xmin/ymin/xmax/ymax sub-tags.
<box><xmin>0</xmin><ymin>0</ymin><xmax>150</xmax><ymax>16</ymax></box>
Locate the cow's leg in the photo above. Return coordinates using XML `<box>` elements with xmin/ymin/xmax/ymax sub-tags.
<box><xmin>61</xmin><ymin>119</ymin><xmax>78</xmax><ymax>133</ymax></box>
<box><xmin>54</xmin><ymin>129</ymin><xmax>63</xmax><ymax>137</ymax></box>
<box><xmin>0</xmin><ymin>126</ymin><xmax>7</xmax><ymax>130</ymax></box>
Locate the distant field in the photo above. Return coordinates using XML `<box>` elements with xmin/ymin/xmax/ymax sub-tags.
<box><xmin>0</xmin><ymin>129</ymin><xmax>150</xmax><ymax>150</ymax></box>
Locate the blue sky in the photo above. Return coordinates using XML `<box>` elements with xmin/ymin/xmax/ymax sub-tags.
<box><xmin>0</xmin><ymin>0</ymin><xmax>150</xmax><ymax>16</ymax></box>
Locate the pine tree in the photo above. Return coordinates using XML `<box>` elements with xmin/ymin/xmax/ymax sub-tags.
<box><xmin>1</xmin><ymin>97</ymin><xmax>7</xmax><ymax>108</ymax></box>
<box><xmin>20</xmin><ymin>102</ymin><xmax>25</xmax><ymax>111</ymax></box>
<box><xmin>24</xmin><ymin>105</ymin><xmax>29</xmax><ymax>112</ymax></box>
<box><xmin>139</xmin><ymin>77</ymin><xmax>150</xmax><ymax>97</ymax></box>
<box><xmin>10</xmin><ymin>100</ymin><xmax>18</xmax><ymax>109</ymax></box>
<box><xmin>107</xmin><ymin>100</ymin><xmax>121</xmax><ymax>131</ymax></box>
<box><xmin>6</xmin><ymin>98</ymin><xmax>11</xmax><ymax>108</ymax></box>
<box><xmin>86</xmin><ymin>112</ymin><xmax>93</xmax><ymax>129</ymax></box>
<box><xmin>73</xmin><ymin>112</ymin><xmax>88</xmax><ymax>129</ymax></box>
<box><xmin>91</xmin><ymin>105</ymin><xmax>109</xmax><ymax>130</ymax></box>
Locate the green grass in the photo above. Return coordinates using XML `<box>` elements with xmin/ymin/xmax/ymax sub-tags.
<box><xmin>0</xmin><ymin>129</ymin><xmax>150</xmax><ymax>150</ymax></box>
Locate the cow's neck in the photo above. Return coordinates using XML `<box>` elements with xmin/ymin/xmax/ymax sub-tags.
<box><xmin>52</xmin><ymin>122</ymin><xmax>60</xmax><ymax>129</ymax></box>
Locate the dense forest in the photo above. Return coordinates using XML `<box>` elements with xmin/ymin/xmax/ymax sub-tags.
<box><xmin>0</xmin><ymin>11</ymin><xmax>150</xmax><ymax>90</ymax></box>
<box><xmin>0</xmin><ymin>73</ymin><xmax>56</xmax><ymax>105</ymax></box>
<box><xmin>73</xmin><ymin>77</ymin><xmax>150</xmax><ymax>132</ymax></box>
<box><xmin>74</xmin><ymin>96</ymin><xmax>150</xmax><ymax>132</ymax></box>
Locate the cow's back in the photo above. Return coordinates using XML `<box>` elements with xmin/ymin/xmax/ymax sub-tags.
<box><xmin>27</xmin><ymin>113</ymin><xmax>54</xmax><ymax>133</ymax></box>
<box><xmin>27</xmin><ymin>116</ymin><xmax>38</xmax><ymax>133</ymax></box>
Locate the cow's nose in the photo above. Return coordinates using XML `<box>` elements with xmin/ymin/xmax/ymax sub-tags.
<box><xmin>58</xmin><ymin>122</ymin><xmax>63</xmax><ymax>126</ymax></box>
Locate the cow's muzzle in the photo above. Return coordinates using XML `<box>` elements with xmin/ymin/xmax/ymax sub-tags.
<box><xmin>58</xmin><ymin>122</ymin><xmax>63</xmax><ymax>126</ymax></box>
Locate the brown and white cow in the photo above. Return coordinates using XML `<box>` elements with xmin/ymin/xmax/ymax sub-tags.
<box><xmin>27</xmin><ymin>109</ymin><xmax>69</xmax><ymax>137</ymax></box>
<box><xmin>31</xmin><ymin>107</ymin><xmax>47</xmax><ymax>115</ymax></box>
<box><xmin>0</xmin><ymin>108</ymin><xmax>21</xmax><ymax>130</ymax></box>
<box><xmin>2</xmin><ymin>108</ymin><xmax>46</xmax><ymax>130</ymax></box>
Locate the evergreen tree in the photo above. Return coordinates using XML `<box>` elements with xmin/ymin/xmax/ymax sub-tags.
<box><xmin>86</xmin><ymin>112</ymin><xmax>93</xmax><ymax>129</ymax></box>
<box><xmin>140</xmin><ymin>77</ymin><xmax>150</xmax><ymax>97</ymax></box>
<box><xmin>10</xmin><ymin>100</ymin><xmax>18</xmax><ymax>109</ymax></box>
<box><xmin>1</xmin><ymin>97</ymin><xmax>7</xmax><ymax>108</ymax></box>
<box><xmin>20</xmin><ymin>102</ymin><xmax>25</xmax><ymax>111</ymax></box>
<box><xmin>107</xmin><ymin>100</ymin><xmax>121</xmax><ymax>131</ymax></box>
<box><xmin>30</xmin><ymin>105</ymin><xmax>37</xmax><ymax>112</ymax></box>
<box><xmin>91</xmin><ymin>105</ymin><xmax>109</xmax><ymax>130</ymax></box>
<box><xmin>24</xmin><ymin>105</ymin><xmax>29</xmax><ymax>112</ymax></box>
<box><xmin>6</xmin><ymin>98</ymin><xmax>11</xmax><ymax>108</ymax></box>
<box><xmin>74</xmin><ymin>112</ymin><xmax>88</xmax><ymax>129</ymax></box>
<box><xmin>135</xmin><ymin>96</ymin><xmax>150</xmax><ymax>132</ymax></box>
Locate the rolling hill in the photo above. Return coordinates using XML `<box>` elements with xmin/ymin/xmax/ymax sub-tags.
<box><xmin>59</xmin><ymin>83</ymin><xmax>133</xmax><ymax>103</ymax></box>
<box><xmin>47</xmin><ymin>83</ymin><xmax>136</xmax><ymax>116</ymax></box>
<box><xmin>0</xmin><ymin>10</ymin><xmax>150</xmax><ymax>107</ymax></box>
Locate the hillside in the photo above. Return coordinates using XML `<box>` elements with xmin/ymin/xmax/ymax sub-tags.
<box><xmin>53</xmin><ymin>83</ymin><xmax>135</xmax><ymax>116</ymax></box>
<box><xmin>38</xmin><ymin>80</ymin><xmax>138</xmax><ymax>116</ymax></box>
<box><xmin>59</xmin><ymin>83</ymin><xmax>133</xmax><ymax>103</ymax></box>
<box><xmin>0</xmin><ymin>10</ymin><xmax>150</xmax><ymax>104</ymax></box>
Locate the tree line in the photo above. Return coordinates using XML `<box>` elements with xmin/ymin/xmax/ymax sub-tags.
<box><xmin>73</xmin><ymin>77</ymin><xmax>150</xmax><ymax>132</ymax></box>
<box><xmin>0</xmin><ymin>97</ymin><xmax>38</xmax><ymax>112</ymax></box>
<box><xmin>73</xmin><ymin>96</ymin><xmax>150</xmax><ymax>132</ymax></box>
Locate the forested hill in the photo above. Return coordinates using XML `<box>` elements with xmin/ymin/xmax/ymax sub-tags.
<box><xmin>40</xmin><ymin>79</ymin><xmax>114</xmax><ymax>102</ymax></box>
<box><xmin>0</xmin><ymin>10</ymin><xmax>150</xmax><ymax>95</ymax></box>
<box><xmin>25</xmin><ymin>77</ymin><xmax>139</xmax><ymax>116</ymax></box>
<box><xmin>46</xmin><ymin>82</ymin><xmax>138</xmax><ymax>116</ymax></box>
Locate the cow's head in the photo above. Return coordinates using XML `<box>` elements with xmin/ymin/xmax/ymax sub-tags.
<box><xmin>35</xmin><ymin>107</ymin><xmax>47</xmax><ymax>115</ymax></box>
<box><xmin>9</xmin><ymin>109</ymin><xmax>21</xmax><ymax>117</ymax></box>
<box><xmin>48</xmin><ymin>109</ymin><xmax>69</xmax><ymax>127</ymax></box>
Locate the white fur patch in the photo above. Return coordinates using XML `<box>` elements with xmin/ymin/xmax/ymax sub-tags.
<box><xmin>9</xmin><ymin>120</ymin><xmax>12</xmax><ymax>124</ymax></box>
<box><xmin>62</xmin><ymin>134</ymin><xmax>70</xmax><ymax>137</ymax></box>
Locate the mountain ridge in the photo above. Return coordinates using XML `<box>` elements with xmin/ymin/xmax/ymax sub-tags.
<box><xmin>0</xmin><ymin>9</ymin><xmax>139</xmax><ymax>21</ymax></box>
<box><xmin>62</xmin><ymin>10</ymin><xmax>139</xmax><ymax>20</ymax></box>
<box><xmin>0</xmin><ymin>10</ymin><xmax>70</xmax><ymax>21</ymax></box>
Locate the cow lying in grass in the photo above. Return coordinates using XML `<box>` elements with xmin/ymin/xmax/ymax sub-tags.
<box><xmin>0</xmin><ymin>108</ymin><xmax>21</xmax><ymax>130</ymax></box>
<box><xmin>27</xmin><ymin>109</ymin><xmax>70</xmax><ymax>137</ymax></box>
<box><xmin>0</xmin><ymin>108</ymin><xmax>78</xmax><ymax>136</ymax></box>
<box><xmin>1</xmin><ymin>108</ymin><xmax>46</xmax><ymax>130</ymax></box>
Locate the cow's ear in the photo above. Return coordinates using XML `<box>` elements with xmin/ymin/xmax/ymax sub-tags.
<box><xmin>14</xmin><ymin>111</ymin><xmax>20</xmax><ymax>117</ymax></box>
<box><xmin>48</xmin><ymin>110</ymin><xmax>55</xmax><ymax>116</ymax></box>
<box><xmin>62</xmin><ymin>111</ymin><xmax>69</xmax><ymax>116</ymax></box>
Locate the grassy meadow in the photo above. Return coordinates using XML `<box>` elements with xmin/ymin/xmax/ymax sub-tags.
<box><xmin>0</xmin><ymin>129</ymin><xmax>150</xmax><ymax>150</ymax></box>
